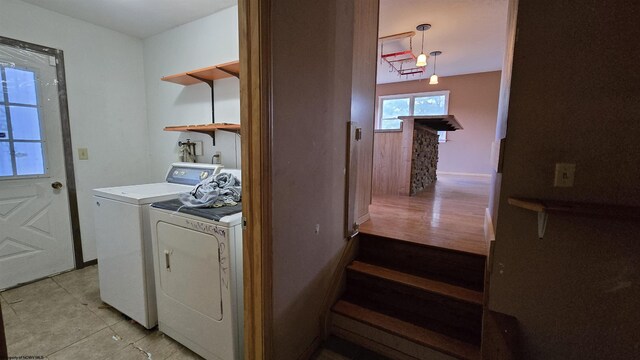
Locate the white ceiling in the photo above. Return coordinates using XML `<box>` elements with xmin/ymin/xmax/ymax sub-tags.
<box><xmin>20</xmin><ymin>0</ymin><xmax>505</xmax><ymax>79</ymax></box>
<box><xmin>378</xmin><ymin>0</ymin><xmax>509</xmax><ymax>84</ymax></box>
<box><xmin>21</xmin><ymin>0</ymin><xmax>237</xmax><ymax>39</ymax></box>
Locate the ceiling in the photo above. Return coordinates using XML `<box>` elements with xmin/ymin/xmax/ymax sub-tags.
<box><xmin>21</xmin><ymin>0</ymin><xmax>237</xmax><ymax>39</ymax></box>
<box><xmin>20</xmin><ymin>0</ymin><xmax>506</xmax><ymax>79</ymax></box>
<box><xmin>377</xmin><ymin>0</ymin><xmax>509</xmax><ymax>84</ymax></box>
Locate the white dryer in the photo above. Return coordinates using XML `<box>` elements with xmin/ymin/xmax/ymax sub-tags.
<box><xmin>149</xmin><ymin>169</ymin><xmax>243</xmax><ymax>360</ymax></box>
<box><xmin>93</xmin><ymin>163</ymin><xmax>223</xmax><ymax>329</ymax></box>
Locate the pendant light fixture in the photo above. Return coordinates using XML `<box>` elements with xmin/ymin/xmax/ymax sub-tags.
<box><xmin>415</xmin><ymin>24</ymin><xmax>431</xmax><ymax>67</ymax></box>
<box><xmin>429</xmin><ymin>50</ymin><xmax>442</xmax><ymax>85</ymax></box>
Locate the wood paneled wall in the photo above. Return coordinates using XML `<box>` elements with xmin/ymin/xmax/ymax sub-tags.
<box><xmin>372</xmin><ymin>119</ymin><xmax>416</xmax><ymax>196</ymax></box>
<box><xmin>372</xmin><ymin>131</ymin><xmax>403</xmax><ymax>196</ymax></box>
<box><xmin>351</xmin><ymin>0</ymin><xmax>380</xmax><ymax>224</ymax></box>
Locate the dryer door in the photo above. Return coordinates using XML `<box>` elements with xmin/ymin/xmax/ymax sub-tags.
<box><xmin>156</xmin><ymin>222</ymin><xmax>223</xmax><ymax>321</ymax></box>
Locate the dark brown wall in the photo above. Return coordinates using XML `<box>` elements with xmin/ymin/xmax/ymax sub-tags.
<box><xmin>490</xmin><ymin>0</ymin><xmax>640</xmax><ymax>358</ymax></box>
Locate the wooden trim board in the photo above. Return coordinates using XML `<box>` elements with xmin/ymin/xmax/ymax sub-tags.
<box><xmin>0</xmin><ymin>300</ymin><xmax>6</xmax><ymax>360</ymax></box>
<box><xmin>239</xmin><ymin>0</ymin><xmax>273</xmax><ymax>359</ymax></box>
<box><xmin>436</xmin><ymin>172</ymin><xmax>492</xmax><ymax>178</ymax></box>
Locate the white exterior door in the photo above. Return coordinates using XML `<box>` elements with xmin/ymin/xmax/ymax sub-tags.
<box><xmin>0</xmin><ymin>43</ymin><xmax>74</xmax><ymax>289</ymax></box>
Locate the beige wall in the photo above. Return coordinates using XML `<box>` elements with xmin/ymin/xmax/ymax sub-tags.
<box><xmin>490</xmin><ymin>0</ymin><xmax>640</xmax><ymax>358</ymax></box>
<box><xmin>376</xmin><ymin>71</ymin><xmax>501</xmax><ymax>175</ymax></box>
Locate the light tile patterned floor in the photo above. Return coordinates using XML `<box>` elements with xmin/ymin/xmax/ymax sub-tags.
<box><xmin>1</xmin><ymin>266</ymin><xmax>385</xmax><ymax>360</ymax></box>
<box><xmin>0</xmin><ymin>265</ymin><xmax>202</xmax><ymax>360</ymax></box>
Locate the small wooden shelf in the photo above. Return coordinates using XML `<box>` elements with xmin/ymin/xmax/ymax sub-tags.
<box><xmin>164</xmin><ymin>123</ymin><xmax>241</xmax><ymax>136</ymax></box>
<box><xmin>508</xmin><ymin>197</ymin><xmax>640</xmax><ymax>239</ymax></box>
<box><xmin>161</xmin><ymin>60</ymin><xmax>240</xmax><ymax>86</ymax></box>
<box><xmin>161</xmin><ymin>61</ymin><xmax>241</xmax><ymax>145</ymax></box>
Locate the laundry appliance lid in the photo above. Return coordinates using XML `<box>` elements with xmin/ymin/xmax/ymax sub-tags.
<box><xmin>93</xmin><ymin>182</ymin><xmax>193</xmax><ymax>205</ymax></box>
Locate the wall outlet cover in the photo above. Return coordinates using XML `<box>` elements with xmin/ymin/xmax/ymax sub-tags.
<box><xmin>78</xmin><ymin>148</ymin><xmax>89</xmax><ymax>160</ymax></box>
<box><xmin>554</xmin><ymin>163</ymin><xmax>576</xmax><ymax>187</ymax></box>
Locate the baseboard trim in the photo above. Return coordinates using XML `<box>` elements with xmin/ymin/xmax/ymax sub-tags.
<box><xmin>484</xmin><ymin>208</ymin><xmax>495</xmax><ymax>256</ymax></box>
<box><xmin>437</xmin><ymin>171</ymin><xmax>491</xmax><ymax>178</ymax></box>
<box><xmin>82</xmin><ymin>259</ymin><xmax>98</xmax><ymax>268</ymax></box>
<box><xmin>320</xmin><ymin>237</ymin><xmax>360</xmax><ymax>340</ymax></box>
<box><xmin>484</xmin><ymin>208</ymin><xmax>495</xmax><ymax>243</ymax></box>
<box><xmin>297</xmin><ymin>336</ymin><xmax>321</xmax><ymax>360</ymax></box>
<box><xmin>357</xmin><ymin>212</ymin><xmax>370</xmax><ymax>225</ymax></box>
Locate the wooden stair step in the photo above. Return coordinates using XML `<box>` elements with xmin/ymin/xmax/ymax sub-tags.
<box><xmin>348</xmin><ymin>261</ymin><xmax>483</xmax><ymax>305</ymax></box>
<box><xmin>358</xmin><ymin>234</ymin><xmax>486</xmax><ymax>291</ymax></box>
<box><xmin>333</xmin><ymin>300</ymin><xmax>480</xmax><ymax>360</ymax></box>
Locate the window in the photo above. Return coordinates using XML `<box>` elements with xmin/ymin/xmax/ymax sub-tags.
<box><xmin>0</xmin><ymin>66</ymin><xmax>47</xmax><ymax>178</ymax></box>
<box><xmin>377</xmin><ymin>90</ymin><xmax>450</xmax><ymax>141</ymax></box>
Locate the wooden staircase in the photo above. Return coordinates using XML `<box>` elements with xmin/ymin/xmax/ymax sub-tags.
<box><xmin>330</xmin><ymin>233</ymin><xmax>487</xmax><ymax>360</ymax></box>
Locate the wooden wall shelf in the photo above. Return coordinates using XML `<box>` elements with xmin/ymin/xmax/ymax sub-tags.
<box><xmin>161</xmin><ymin>60</ymin><xmax>240</xmax><ymax>145</ymax></box>
<box><xmin>164</xmin><ymin>123</ymin><xmax>241</xmax><ymax>137</ymax></box>
<box><xmin>508</xmin><ymin>197</ymin><xmax>640</xmax><ymax>239</ymax></box>
<box><xmin>161</xmin><ymin>60</ymin><xmax>240</xmax><ymax>86</ymax></box>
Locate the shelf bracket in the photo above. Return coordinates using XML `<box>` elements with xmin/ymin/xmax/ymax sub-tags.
<box><xmin>217</xmin><ymin>67</ymin><xmax>240</xmax><ymax>78</ymax></box>
<box><xmin>537</xmin><ymin>211</ymin><xmax>548</xmax><ymax>239</ymax></box>
<box><xmin>186</xmin><ymin>74</ymin><xmax>214</xmax><ymax>88</ymax></box>
<box><xmin>186</xmin><ymin>74</ymin><xmax>216</xmax><ymax>146</ymax></box>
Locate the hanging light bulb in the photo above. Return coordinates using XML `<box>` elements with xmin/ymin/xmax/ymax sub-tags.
<box><xmin>415</xmin><ymin>24</ymin><xmax>431</xmax><ymax>67</ymax></box>
<box><xmin>429</xmin><ymin>51</ymin><xmax>442</xmax><ymax>85</ymax></box>
<box><xmin>416</xmin><ymin>53</ymin><xmax>428</xmax><ymax>67</ymax></box>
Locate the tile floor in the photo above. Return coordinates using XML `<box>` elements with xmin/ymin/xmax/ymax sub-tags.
<box><xmin>1</xmin><ymin>265</ymin><xmax>201</xmax><ymax>359</ymax></box>
<box><xmin>1</xmin><ymin>266</ymin><xmax>385</xmax><ymax>360</ymax></box>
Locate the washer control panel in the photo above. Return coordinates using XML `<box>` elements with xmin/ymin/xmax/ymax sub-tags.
<box><xmin>165</xmin><ymin>163</ymin><xmax>223</xmax><ymax>185</ymax></box>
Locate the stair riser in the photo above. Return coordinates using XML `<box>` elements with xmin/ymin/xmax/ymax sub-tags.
<box><xmin>345</xmin><ymin>270</ymin><xmax>482</xmax><ymax>345</ymax></box>
<box><xmin>358</xmin><ymin>234</ymin><xmax>486</xmax><ymax>291</ymax></box>
<box><xmin>331</xmin><ymin>314</ymin><xmax>459</xmax><ymax>360</ymax></box>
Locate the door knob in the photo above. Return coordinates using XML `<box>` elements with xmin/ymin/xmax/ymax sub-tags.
<box><xmin>51</xmin><ymin>181</ymin><xmax>63</xmax><ymax>190</ymax></box>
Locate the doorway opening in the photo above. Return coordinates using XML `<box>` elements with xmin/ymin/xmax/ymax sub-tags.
<box><xmin>328</xmin><ymin>1</ymin><xmax>512</xmax><ymax>358</ymax></box>
<box><xmin>362</xmin><ymin>0</ymin><xmax>510</xmax><ymax>255</ymax></box>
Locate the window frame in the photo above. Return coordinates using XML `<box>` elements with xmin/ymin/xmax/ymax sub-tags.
<box><xmin>0</xmin><ymin>62</ymin><xmax>49</xmax><ymax>180</ymax></box>
<box><xmin>376</xmin><ymin>90</ymin><xmax>451</xmax><ymax>141</ymax></box>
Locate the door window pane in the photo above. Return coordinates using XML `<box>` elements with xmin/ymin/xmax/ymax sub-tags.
<box><xmin>1</xmin><ymin>64</ymin><xmax>47</xmax><ymax>178</ymax></box>
<box><xmin>0</xmin><ymin>109</ymin><xmax>8</xmax><ymax>140</ymax></box>
<box><xmin>414</xmin><ymin>95</ymin><xmax>446</xmax><ymax>115</ymax></box>
<box><xmin>10</xmin><ymin>106</ymin><xmax>41</xmax><ymax>140</ymax></box>
<box><xmin>0</xmin><ymin>142</ymin><xmax>12</xmax><ymax>176</ymax></box>
<box><xmin>14</xmin><ymin>142</ymin><xmax>44</xmax><ymax>176</ymax></box>
<box><xmin>5</xmin><ymin>68</ymin><xmax>38</xmax><ymax>105</ymax></box>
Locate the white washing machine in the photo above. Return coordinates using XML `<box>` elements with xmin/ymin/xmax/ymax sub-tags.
<box><xmin>149</xmin><ymin>169</ymin><xmax>243</xmax><ymax>360</ymax></box>
<box><xmin>93</xmin><ymin>163</ymin><xmax>223</xmax><ymax>329</ymax></box>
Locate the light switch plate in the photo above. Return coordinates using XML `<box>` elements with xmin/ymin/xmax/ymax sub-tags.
<box><xmin>554</xmin><ymin>163</ymin><xmax>576</xmax><ymax>187</ymax></box>
<box><xmin>78</xmin><ymin>148</ymin><xmax>89</xmax><ymax>160</ymax></box>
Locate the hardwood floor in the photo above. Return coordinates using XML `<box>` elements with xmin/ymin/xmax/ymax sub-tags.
<box><xmin>360</xmin><ymin>174</ymin><xmax>490</xmax><ymax>256</ymax></box>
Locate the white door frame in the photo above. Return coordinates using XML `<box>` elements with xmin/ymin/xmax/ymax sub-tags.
<box><xmin>0</xmin><ymin>35</ymin><xmax>85</xmax><ymax>269</ymax></box>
